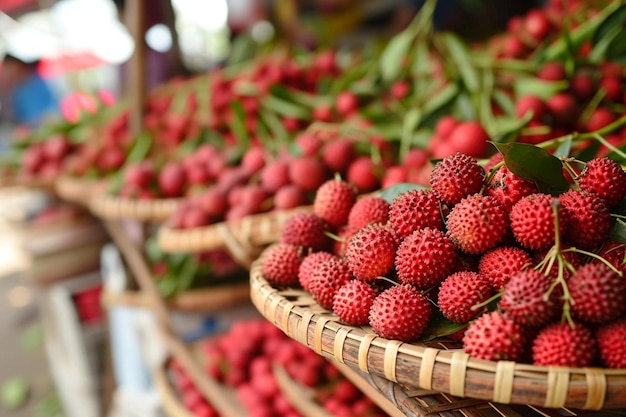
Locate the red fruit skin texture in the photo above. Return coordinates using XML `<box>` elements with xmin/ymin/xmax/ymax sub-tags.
<box><xmin>568</xmin><ymin>262</ymin><xmax>626</xmax><ymax>325</ymax></box>
<box><xmin>369</xmin><ymin>284</ymin><xmax>433</xmax><ymax>342</ymax></box>
<box><xmin>478</xmin><ymin>246</ymin><xmax>532</xmax><ymax>290</ymax></box>
<box><xmin>313</xmin><ymin>179</ymin><xmax>357</xmax><ymax>227</ymax></box>
<box><xmin>463</xmin><ymin>311</ymin><xmax>526</xmax><ymax>361</ymax></box>
<box><xmin>598</xmin><ymin>241</ymin><xmax>626</xmax><ymax>275</ymax></box>
<box><xmin>274</xmin><ymin>184</ymin><xmax>309</xmax><ymax>210</ymax></box>
<box><xmin>499</xmin><ymin>269</ymin><xmax>558</xmax><ymax>327</ymax></box>
<box><xmin>280</xmin><ymin>212</ymin><xmax>330</xmax><ymax>252</ymax></box>
<box><xmin>509</xmin><ymin>193</ymin><xmax>566</xmax><ymax>251</ymax></box>
<box><xmin>446</xmin><ymin>122</ymin><xmax>490</xmax><ymax>158</ymax></box>
<box><xmin>322</xmin><ymin>139</ymin><xmax>356</xmax><ymax>174</ymax></box>
<box><xmin>515</xmin><ymin>95</ymin><xmax>547</xmax><ymax>121</ymax></box>
<box><xmin>346</xmin><ymin>156</ymin><xmax>380</xmax><ymax>193</ymax></box>
<box><xmin>430</xmin><ymin>153</ymin><xmax>485</xmax><ymax>206</ymax></box>
<box><xmin>597</xmin><ymin>318</ymin><xmax>626</xmax><ymax>368</ymax></box>
<box><xmin>347</xmin><ymin>196</ymin><xmax>390</xmax><ymax>230</ymax></box>
<box><xmin>289</xmin><ymin>156</ymin><xmax>329</xmax><ymax>191</ymax></box>
<box><xmin>158</xmin><ymin>162</ymin><xmax>186</xmax><ymax>198</ymax></box>
<box><xmin>345</xmin><ymin>224</ymin><xmax>398</xmax><ymax>281</ymax></box>
<box><xmin>437</xmin><ymin>271</ymin><xmax>492</xmax><ymax>324</ymax></box>
<box><xmin>261</xmin><ymin>244</ymin><xmax>301</xmax><ymax>286</ymax></box>
<box><xmin>446</xmin><ymin>194</ymin><xmax>508</xmax><ymax>254</ymax></box>
<box><xmin>332</xmin><ymin>280</ymin><xmax>377</xmax><ymax>325</ymax></box>
<box><xmin>260</xmin><ymin>160</ymin><xmax>290</xmax><ymax>193</ymax></box>
<box><xmin>532</xmin><ymin>322</ymin><xmax>597</xmax><ymax>367</ymax></box>
<box><xmin>395</xmin><ymin>228</ymin><xmax>457</xmax><ymax>289</ymax></box>
<box><xmin>308</xmin><ymin>257</ymin><xmax>353</xmax><ymax>309</ymax></box>
<box><xmin>577</xmin><ymin>157</ymin><xmax>626</xmax><ymax>207</ymax></box>
<box><xmin>298</xmin><ymin>251</ymin><xmax>336</xmax><ymax>291</ymax></box>
<box><xmin>560</xmin><ymin>189</ymin><xmax>612</xmax><ymax>250</ymax></box>
<box><xmin>388</xmin><ymin>190</ymin><xmax>443</xmax><ymax>239</ymax></box>
<box><xmin>485</xmin><ymin>165</ymin><xmax>538</xmax><ymax>212</ymax></box>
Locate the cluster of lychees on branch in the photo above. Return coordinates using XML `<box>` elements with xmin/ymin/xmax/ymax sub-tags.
<box><xmin>260</xmin><ymin>150</ymin><xmax>626</xmax><ymax>369</ymax></box>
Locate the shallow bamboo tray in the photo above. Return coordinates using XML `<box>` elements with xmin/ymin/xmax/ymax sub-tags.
<box><xmin>154</xmin><ymin>360</ymin><xmax>193</xmax><ymax>417</ymax></box>
<box><xmin>90</xmin><ymin>193</ymin><xmax>182</xmax><ymax>223</ymax></box>
<box><xmin>157</xmin><ymin>206</ymin><xmax>312</xmax><ymax>266</ymax></box>
<box><xmin>250</xmin><ymin>256</ymin><xmax>626</xmax><ymax>412</ymax></box>
<box><xmin>54</xmin><ymin>176</ymin><xmax>109</xmax><ymax>206</ymax></box>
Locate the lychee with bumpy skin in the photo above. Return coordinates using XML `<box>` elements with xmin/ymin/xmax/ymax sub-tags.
<box><xmin>437</xmin><ymin>271</ymin><xmax>492</xmax><ymax>324</ymax></box>
<box><xmin>289</xmin><ymin>156</ymin><xmax>329</xmax><ymax>191</ymax></box>
<box><xmin>430</xmin><ymin>153</ymin><xmax>485</xmax><ymax>206</ymax></box>
<box><xmin>597</xmin><ymin>241</ymin><xmax>626</xmax><ymax>275</ymax></box>
<box><xmin>446</xmin><ymin>194</ymin><xmax>508</xmax><ymax>254</ymax></box>
<box><xmin>560</xmin><ymin>189</ymin><xmax>612</xmax><ymax>250</ymax></box>
<box><xmin>596</xmin><ymin>318</ymin><xmax>626</xmax><ymax>368</ymax></box>
<box><xmin>280</xmin><ymin>212</ymin><xmax>330</xmax><ymax>252</ymax></box>
<box><xmin>395</xmin><ymin>228</ymin><xmax>457</xmax><ymax>289</ymax></box>
<box><xmin>462</xmin><ymin>310</ymin><xmax>526</xmax><ymax>361</ymax></box>
<box><xmin>298</xmin><ymin>251</ymin><xmax>336</xmax><ymax>291</ymax></box>
<box><xmin>568</xmin><ymin>262</ymin><xmax>626</xmax><ymax>325</ymax></box>
<box><xmin>261</xmin><ymin>244</ymin><xmax>301</xmax><ymax>286</ymax></box>
<box><xmin>332</xmin><ymin>280</ymin><xmax>377</xmax><ymax>325</ymax></box>
<box><xmin>577</xmin><ymin>157</ymin><xmax>626</xmax><ymax>207</ymax></box>
<box><xmin>345</xmin><ymin>224</ymin><xmax>398</xmax><ymax>281</ymax></box>
<box><xmin>347</xmin><ymin>196</ymin><xmax>390</xmax><ymax>230</ymax></box>
<box><xmin>388</xmin><ymin>190</ymin><xmax>443</xmax><ymax>239</ymax></box>
<box><xmin>532</xmin><ymin>322</ymin><xmax>597</xmax><ymax>367</ymax></box>
<box><xmin>313</xmin><ymin>179</ymin><xmax>357</xmax><ymax>227</ymax></box>
<box><xmin>369</xmin><ymin>284</ymin><xmax>432</xmax><ymax>342</ymax></box>
<box><xmin>510</xmin><ymin>193</ymin><xmax>567</xmax><ymax>251</ymax></box>
<box><xmin>499</xmin><ymin>269</ymin><xmax>558</xmax><ymax>327</ymax></box>
<box><xmin>478</xmin><ymin>246</ymin><xmax>532</xmax><ymax>290</ymax></box>
<box><xmin>308</xmin><ymin>257</ymin><xmax>353</xmax><ymax>309</ymax></box>
<box><xmin>485</xmin><ymin>165</ymin><xmax>538</xmax><ymax>212</ymax></box>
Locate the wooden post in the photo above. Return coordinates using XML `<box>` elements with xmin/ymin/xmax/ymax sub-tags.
<box><xmin>125</xmin><ymin>0</ymin><xmax>146</xmax><ymax>135</ymax></box>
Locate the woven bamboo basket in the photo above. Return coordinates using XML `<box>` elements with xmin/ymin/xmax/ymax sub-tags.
<box><xmin>157</xmin><ymin>206</ymin><xmax>312</xmax><ymax>266</ymax></box>
<box><xmin>153</xmin><ymin>360</ymin><xmax>193</xmax><ymax>417</ymax></box>
<box><xmin>89</xmin><ymin>193</ymin><xmax>183</xmax><ymax>223</ymax></box>
<box><xmin>249</xmin><ymin>257</ymin><xmax>626</xmax><ymax>412</ymax></box>
<box><xmin>54</xmin><ymin>176</ymin><xmax>109</xmax><ymax>206</ymax></box>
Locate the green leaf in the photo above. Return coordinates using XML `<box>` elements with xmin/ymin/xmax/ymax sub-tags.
<box><xmin>588</xmin><ymin>23</ymin><xmax>622</xmax><ymax>62</ymax></box>
<box><xmin>145</xmin><ymin>237</ymin><xmax>164</xmax><ymax>263</ymax></box>
<box><xmin>1</xmin><ymin>378</ymin><xmax>29</xmax><ymax>410</ymax></box>
<box><xmin>156</xmin><ymin>274</ymin><xmax>178</xmax><ymax>298</ymax></box>
<box><xmin>176</xmin><ymin>256</ymin><xmax>199</xmax><ymax>292</ymax></box>
<box><xmin>592</xmin><ymin>3</ymin><xmax>626</xmax><ymax>46</ymax></box>
<box><xmin>262</xmin><ymin>94</ymin><xmax>310</xmax><ymax>119</ymax></box>
<box><xmin>400</xmin><ymin>109</ymin><xmax>421</xmax><ymax>162</ymax></box>
<box><xmin>513</xmin><ymin>78</ymin><xmax>568</xmax><ymax>100</ymax></box>
<box><xmin>125</xmin><ymin>132</ymin><xmax>152</xmax><ymax>165</ymax></box>
<box><xmin>492</xmin><ymin>89</ymin><xmax>516</xmax><ymax>116</ymax></box>
<box><xmin>380</xmin><ymin>31</ymin><xmax>414</xmax><ymax>83</ymax></box>
<box><xmin>423</xmin><ymin>83</ymin><xmax>459</xmax><ymax>116</ymax></box>
<box><xmin>553</xmin><ymin>137</ymin><xmax>573</xmax><ymax>158</ymax></box>
<box><xmin>490</xmin><ymin>142</ymin><xmax>570</xmax><ymax>195</ymax></box>
<box><xmin>379</xmin><ymin>183</ymin><xmax>429</xmax><ymax>203</ymax></box>
<box><xmin>609</xmin><ymin>218</ymin><xmax>626</xmax><ymax>244</ymax></box>
<box><xmin>440</xmin><ymin>32</ymin><xmax>479</xmax><ymax>93</ymax></box>
<box><xmin>491</xmin><ymin>111</ymin><xmax>534</xmax><ymax>142</ymax></box>
<box><xmin>605</xmin><ymin>30</ymin><xmax>626</xmax><ymax>63</ymax></box>
<box><xmin>452</xmin><ymin>91</ymin><xmax>476</xmax><ymax>121</ymax></box>
<box><xmin>229</xmin><ymin>101</ymin><xmax>250</xmax><ymax>147</ymax></box>
<box><xmin>421</xmin><ymin>311</ymin><xmax>467</xmax><ymax>342</ymax></box>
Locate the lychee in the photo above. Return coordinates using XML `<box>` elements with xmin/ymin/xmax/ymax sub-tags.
<box><xmin>596</xmin><ymin>318</ymin><xmax>626</xmax><ymax>368</ymax></box>
<box><xmin>261</xmin><ymin>244</ymin><xmax>301</xmax><ymax>286</ymax></box>
<box><xmin>345</xmin><ymin>224</ymin><xmax>398</xmax><ymax>281</ymax></box>
<box><xmin>509</xmin><ymin>193</ymin><xmax>567</xmax><ymax>251</ymax></box>
<box><xmin>298</xmin><ymin>251</ymin><xmax>336</xmax><ymax>291</ymax></box>
<box><xmin>332</xmin><ymin>280</ymin><xmax>377</xmax><ymax>325</ymax></box>
<box><xmin>560</xmin><ymin>189</ymin><xmax>612</xmax><ymax>250</ymax></box>
<box><xmin>347</xmin><ymin>196</ymin><xmax>390</xmax><ymax>230</ymax></box>
<box><xmin>485</xmin><ymin>165</ymin><xmax>538</xmax><ymax>212</ymax></box>
<box><xmin>280</xmin><ymin>212</ymin><xmax>330</xmax><ymax>252</ymax></box>
<box><xmin>388</xmin><ymin>190</ymin><xmax>443</xmax><ymax>239</ymax></box>
<box><xmin>437</xmin><ymin>271</ymin><xmax>492</xmax><ymax>324</ymax></box>
<box><xmin>430</xmin><ymin>153</ymin><xmax>485</xmax><ymax>206</ymax></box>
<box><xmin>499</xmin><ymin>269</ymin><xmax>558</xmax><ymax>327</ymax></box>
<box><xmin>308</xmin><ymin>257</ymin><xmax>353</xmax><ymax>309</ymax></box>
<box><xmin>531</xmin><ymin>322</ymin><xmax>597</xmax><ymax>367</ymax></box>
<box><xmin>577</xmin><ymin>157</ymin><xmax>626</xmax><ymax>207</ymax></box>
<box><xmin>463</xmin><ymin>310</ymin><xmax>526</xmax><ymax>361</ymax></box>
<box><xmin>313</xmin><ymin>179</ymin><xmax>357</xmax><ymax>227</ymax></box>
<box><xmin>478</xmin><ymin>246</ymin><xmax>532</xmax><ymax>290</ymax></box>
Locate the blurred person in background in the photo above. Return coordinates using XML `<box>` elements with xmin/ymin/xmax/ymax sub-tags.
<box><xmin>0</xmin><ymin>53</ymin><xmax>59</xmax><ymax>128</ymax></box>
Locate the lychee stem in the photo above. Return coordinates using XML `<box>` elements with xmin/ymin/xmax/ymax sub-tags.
<box><xmin>470</xmin><ymin>290</ymin><xmax>502</xmax><ymax>311</ymax></box>
<box><xmin>561</xmin><ymin>247</ymin><xmax>623</xmax><ymax>277</ymax></box>
<box><xmin>480</xmin><ymin>159</ymin><xmax>504</xmax><ymax>194</ymax></box>
<box><xmin>324</xmin><ymin>231</ymin><xmax>345</xmax><ymax>242</ymax></box>
<box><xmin>535</xmin><ymin>113</ymin><xmax>626</xmax><ymax>151</ymax></box>
<box><xmin>375</xmin><ymin>276</ymin><xmax>398</xmax><ymax>286</ymax></box>
<box><xmin>591</xmin><ymin>133</ymin><xmax>626</xmax><ymax>161</ymax></box>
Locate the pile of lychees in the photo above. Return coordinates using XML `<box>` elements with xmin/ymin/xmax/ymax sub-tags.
<box><xmin>260</xmin><ymin>151</ymin><xmax>626</xmax><ymax>368</ymax></box>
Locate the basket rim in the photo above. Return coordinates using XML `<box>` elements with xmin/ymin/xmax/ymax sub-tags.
<box><xmin>157</xmin><ymin>205</ymin><xmax>313</xmax><ymax>253</ymax></box>
<box><xmin>54</xmin><ymin>176</ymin><xmax>109</xmax><ymax>205</ymax></box>
<box><xmin>89</xmin><ymin>193</ymin><xmax>183</xmax><ymax>222</ymax></box>
<box><xmin>249</xmin><ymin>256</ymin><xmax>626</xmax><ymax>411</ymax></box>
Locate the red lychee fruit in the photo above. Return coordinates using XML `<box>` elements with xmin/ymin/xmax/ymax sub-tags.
<box><xmin>388</xmin><ymin>190</ymin><xmax>443</xmax><ymax>239</ymax></box>
<box><xmin>515</xmin><ymin>95</ymin><xmax>547</xmax><ymax>121</ymax></box>
<box><xmin>537</xmin><ymin>62</ymin><xmax>565</xmax><ymax>81</ymax></box>
<box><xmin>510</xmin><ymin>193</ymin><xmax>567</xmax><ymax>251</ymax></box>
<box><xmin>438</xmin><ymin>271</ymin><xmax>492</xmax><ymax>324</ymax></box>
<box><xmin>485</xmin><ymin>165</ymin><xmax>538</xmax><ymax>212</ymax></box>
<box><xmin>395</xmin><ymin>228</ymin><xmax>457</xmax><ymax>289</ymax></box>
<box><xmin>478</xmin><ymin>246</ymin><xmax>532</xmax><ymax>290</ymax></box>
<box><xmin>261</xmin><ymin>244</ymin><xmax>301</xmax><ymax>286</ymax></box>
<box><xmin>332</xmin><ymin>280</ymin><xmax>377</xmax><ymax>325</ymax></box>
<box><xmin>577</xmin><ymin>157</ymin><xmax>626</xmax><ymax>207</ymax></box>
<box><xmin>260</xmin><ymin>160</ymin><xmax>290</xmax><ymax>193</ymax></box>
<box><xmin>336</xmin><ymin>92</ymin><xmax>358</xmax><ymax>116</ymax></box>
<box><xmin>446</xmin><ymin>194</ymin><xmax>508</xmax><ymax>254</ymax></box>
<box><xmin>585</xmin><ymin>107</ymin><xmax>616</xmax><ymax>132</ymax></box>
<box><xmin>500</xmin><ymin>269</ymin><xmax>558</xmax><ymax>327</ymax></box>
<box><xmin>241</xmin><ymin>146</ymin><xmax>266</xmax><ymax>175</ymax></box>
<box><xmin>308</xmin><ymin>257</ymin><xmax>353</xmax><ymax>309</ymax></box>
<box><xmin>596</xmin><ymin>318</ymin><xmax>626</xmax><ymax>368</ymax></box>
<box><xmin>532</xmin><ymin>322</ymin><xmax>597</xmax><ymax>367</ymax></box>
<box><xmin>289</xmin><ymin>156</ymin><xmax>329</xmax><ymax>191</ymax></box>
<box><xmin>273</xmin><ymin>184</ymin><xmax>309</xmax><ymax>210</ymax></box>
<box><xmin>158</xmin><ymin>162</ymin><xmax>186</xmax><ymax>198</ymax></box>
<box><xmin>463</xmin><ymin>310</ymin><xmax>526</xmax><ymax>361</ymax></box>
<box><xmin>346</xmin><ymin>156</ymin><xmax>380</xmax><ymax>193</ymax></box>
<box><xmin>345</xmin><ymin>224</ymin><xmax>398</xmax><ymax>282</ymax></box>
<box><xmin>524</xmin><ymin>9</ymin><xmax>552</xmax><ymax>42</ymax></box>
<box><xmin>280</xmin><ymin>212</ymin><xmax>330</xmax><ymax>252</ymax></box>
<box><xmin>560</xmin><ymin>189</ymin><xmax>612</xmax><ymax>250</ymax></box>
<box><xmin>321</xmin><ymin>138</ymin><xmax>356</xmax><ymax>174</ymax></box>
<box><xmin>546</xmin><ymin>93</ymin><xmax>578</xmax><ymax>126</ymax></box>
<box><xmin>430</xmin><ymin>153</ymin><xmax>485</xmax><ymax>206</ymax></box>
<box><xmin>347</xmin><ymin>196</ymin><xmax>390</xmax><ymax>230</ymax></box>
<box><xmin>597</xmin><ymin>241</ymin><xmax>626</xmax><ymax>275</ymax></box>
<box><xmin>369</xmin><ymin>284</ymin><xmax>433</xmax><ymax>342</ymax></box>
<box><xmin>568</xmin><ymin>262</ymin><xmax>626</xmax><ymax>325</ymax></box>
<box><xmin>298</xmin><ymin>251</ymin><xmax>336</xmax><ymax>291</ymax></box>
<box><xmin>313</xmin><ymin>179</ymin><xmax>357</xmax><ymax>227</ymax></box>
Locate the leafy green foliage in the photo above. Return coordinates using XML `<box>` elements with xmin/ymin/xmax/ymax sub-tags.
<box><xmin>379</xmin><ymin>182</ymin><xmax>429</xmax><ymax>203</ymax></box>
